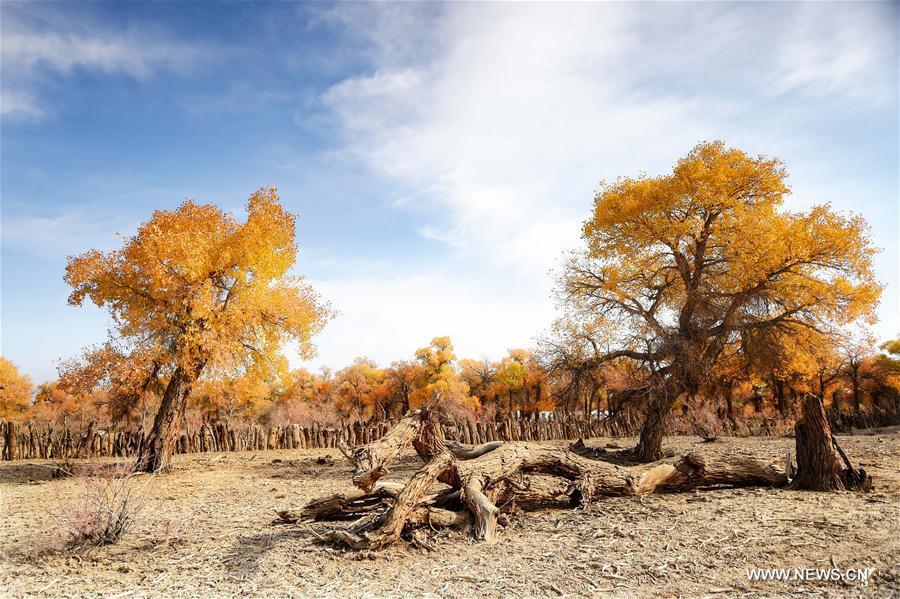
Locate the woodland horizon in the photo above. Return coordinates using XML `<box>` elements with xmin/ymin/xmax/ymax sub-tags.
<box><xmin>1</xmin><ymin>142</ymin><xmax>897</xmax><ymax>470</ymax></box>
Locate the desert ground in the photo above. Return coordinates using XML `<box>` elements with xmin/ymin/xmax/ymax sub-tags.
<box><xmin>1</xmin><ymin>432</ymin><xmax>898</xmax><ymax>598</ymax></box>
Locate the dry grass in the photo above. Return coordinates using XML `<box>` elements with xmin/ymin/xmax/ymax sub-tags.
<box><xmin>1</xmin><ymin>431</ymin><xmax>898</xmax><ymax>597</ymax></box>
<box><xmin>51</xmin><ymin>459</ymin><xmax>152</xmax><ymax>549</ymax></box>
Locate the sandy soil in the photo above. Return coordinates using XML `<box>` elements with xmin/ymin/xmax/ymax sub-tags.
<box><xmin>1</xmin><ymin>432</ymin><xmax>898</xmax><ymax>598</ymax></box>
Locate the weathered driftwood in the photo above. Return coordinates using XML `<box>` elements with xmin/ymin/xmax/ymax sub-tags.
<box><xmin>289</xmin><ymin>393</ymin><xmax>873</xmax><ymax>550</ymax></box>
<box><xmin>445</xmin><ymin>439</ymin><xmax>505</xmax><ymax>460</ymax></box>
<box><xmin>336</xmin><ymin>393</ymin><xmax>444</xmax><ymax>492</ymax></box>
<box><xmin>300</xmin><ymin>400</ymin><xmax>790</xmax><ymax>550</ymax></box>
<box><xmin>322</xmin><ymin>452</ymin><xmax>458</xmax><ymax>550</ymax></box>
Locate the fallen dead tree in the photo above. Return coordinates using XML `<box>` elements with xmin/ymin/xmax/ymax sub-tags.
<box><xmin>283</xmin><ymin>395</ymin><xmax>799</xmax><ymax>550</ymax></box>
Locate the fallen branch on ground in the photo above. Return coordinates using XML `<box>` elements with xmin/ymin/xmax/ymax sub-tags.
<box><xmin>287</xmin><ymin>395</ymin><xmax>794</xmax><ymax>550</ymax></box>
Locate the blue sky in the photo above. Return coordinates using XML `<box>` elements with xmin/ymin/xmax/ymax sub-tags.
<box><xmin>2</xmin><ymin>1</ymin><xmax>898</xmax><ymax>384</ymax></box>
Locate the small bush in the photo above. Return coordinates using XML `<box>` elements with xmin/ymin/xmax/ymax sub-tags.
<box><xmin>59</xmin><ymin>459</ymin><xmax>152</xmax><ymax>548</ymax></box>
<box><xmin>670</xmin><ymin>400</ymin><xmax>727</xmax><ymax>440</ymax></box>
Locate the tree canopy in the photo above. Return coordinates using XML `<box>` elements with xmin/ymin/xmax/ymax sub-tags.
<box><xmin>63</xmin><ymin>188</ymin><xmax>330</xmax><ymax>470</ymax></box>
<box><xmin>559</xmin><ymin>141</ymin><xmax>882</xmax><ymax>460</ymax></box>
<box><xmin>0</xmin><ymin>357</ymin><xmax>33</xmax><ymax>420</ymax></box>
<box><xmin>65</xmin><ymin>188</ymin><xmax>329</xmax><ymax>380</ymax></box>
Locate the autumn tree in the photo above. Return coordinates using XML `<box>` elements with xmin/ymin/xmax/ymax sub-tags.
<box><xmin>494</xmin><ymin>352</ymin><xmax>525</xmax><ymax>417</ymax></box>
<box><xmin>410</xmin><ymin>337</ymin><xmax>478</xmax><ymax>418</ymax></box>
<box><xmin>837</xmin><ymin>337</ymin><xmax>877</xmax><ymax>412</ymax></box>
<box><xmin>868</xmin><ymin>339</ymin><xmax>900</xmax><ymax>410</ymax></box>
<box><xmin>191</xmin><ymin>370</ymin><xmax>281</xmax><ymax>424</ymax></box>
<box><xmin>558</xmin><ymin>141</ymin><xmax>881</xmax><ymax>461</ymax></box>
<box><xmin>519</xmin><ymin>350</ymin><xmax>551</xmax><ymax>417</ymax></box>
<box><xmin>65</xmin><ymin>188</ymin><xmax>330</xmax><ymax>471</ymax></box>
<box><xmin>459</xmin><ymin>358</ymin><xmax>497</xmax><ymax>416</ymax></box>
<box><xmin>334</xmin><ymin>358</ymin><xmax>385</xmax><ymax>421</ymax></box>
<box><xmin>741</xmin><ymin>324</ymin><xmax>840</xmax><ymax>415</ymax></box>
<box><xmin>272</xmin><ymin>367</ymin><xmax>340</xmax><ymax>426</ymax></box>
<box><xmin>58</xmin><ymin>342</ymin><xmax>163</xmax><ymax>427</ymax></box>
<box><xmin>541</xmin><ymin>317</ymin><xmax>647</xmax><ymax>420</ymax></box>
<box><xmin>32</xmin><ymin>380</ymin><xmax>91</xmax><ymax>427</ymax></box>
<box><xmin>382</xmin><ymin>360</ymin><xmax>423</xmax><ymax>418</ymax></box>
<box><xmin>0</xmin><ymin>357</ymin><xmax>33</xmax><ymax>421</ymax></box>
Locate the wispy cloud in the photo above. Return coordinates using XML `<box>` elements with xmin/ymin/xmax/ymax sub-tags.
<box><xmin>304</xmin><ymin>1</ymin><xmax>898</xmax><ymax>367</ymax></box>
<box><xmin>1</xmin><ymin>207</ymin><xmax>136</xmax><ymax>260</ymax></box>
<box><xmin>770</xmin><ymin>3</ymin><xmax>897</xmax><ymax>104</ymax></box>
<box><xmin>298</xmin><ymin>261</ymin><xmax>555</xmax><ymax>372</ymax></box>
<box><xmin>319</xmin><ymin>3</ymin><xmax>897</xmax><ymax>275</ymax></box>
<box><xmin>1</xmin><ymin>3</ymin><xmax>210</xmax><ymax>120</ymax></box>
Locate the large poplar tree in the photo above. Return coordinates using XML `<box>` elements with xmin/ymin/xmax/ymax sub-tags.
<box><xmin>65</xmin><ymin>188</ymin><xmax>330</xmax><ymax>471</ymax></box>
<box><xmin>559</xmin><ymin>142</ymin><xmax>880</xmax><ymax>461</ymax></box>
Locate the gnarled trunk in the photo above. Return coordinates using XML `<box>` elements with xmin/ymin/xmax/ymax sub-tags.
<box><xmin>294</xmin><ymin>399</ymin><xmax>790</xmax><ymax>550</ymax></box>
<box><xmin>137</xmin><ymin>366</ymin><xmax>197</xmax><ymax>473</ymax></box>
<box><xmin>634</xmin><ymin>382</ymin><xmax>680</xmax><ymax>462</ymax></box>
<box><xmin>792</xmin><ymin>394</ymin><xmax>871</xmax><ymax>491</ymax></box>
<box><xmin>724</xmin><ymin>382</ymin><xmax>737</xmax><ymax>431</ymax></box>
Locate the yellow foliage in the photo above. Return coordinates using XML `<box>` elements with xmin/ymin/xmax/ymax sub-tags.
<box><xmin>0</xmin><ymin>357</ymin><xmax>33</xmax><ymax>420</ymax></box>
<box><xmin>334</xmin><ymin>358</ymin><xmax>386</xmax><ymax>420</ymax></box>
<box><xmin>410</xmin><ymin>337</ymin><xmax>479</xmax><ymax>414</ymax></box>
<box><xmin>64</xmin><ymin>188</ymin><xmax>331</xmax><ymax>412</ymax></box>
<box><xmin>563</xmin><ymin>141</ymin><xmax>881</xmax><ymax>395</ymax></box>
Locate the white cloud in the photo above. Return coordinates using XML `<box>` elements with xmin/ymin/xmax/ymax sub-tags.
<box><xmin>302</xmin><ymin>2</ymin><xmax>898</xmax><ymax>366</ymax></box>
<box><xmin>1</xmin><ymin>207</ymin><xmax>137</xmax><ymax>260</ymax></box>
<box><xmin>297</xmin><ymin>263</ymin><xmax>555</xmax><ymax>372</ymax></box>
<box><xmin>318</xmin><ymin>3</ymin><xmax>762</xmax><ymax>278</ymax></box>
<box><xmin>2</xmin><ymin>29</ymin><xmax>201</xmax><ymax>80</ymax></box>
<box><xmin>1</xmin><ymin>4</ymin><xmax>209</xmax><ymax>119</ymax></box>
<box><xmin>771</xmin><ymin>3</ymin><xmax>897</xmax><ymax>103</ymax></box>
<box><xmin>0</xmin><ymin>87</ymin><xmax>45</xmax><ymax>120</ymax></box>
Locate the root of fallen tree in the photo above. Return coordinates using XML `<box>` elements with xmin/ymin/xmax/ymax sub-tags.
<box><xmin>279</xmin><ymin>393</ymin><xmax>871</xmax><ymax>550</ymax></box>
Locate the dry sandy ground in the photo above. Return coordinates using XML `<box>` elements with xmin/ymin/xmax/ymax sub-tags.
<box><xmin>1</xmin><ymin>432</ymin><xmax>898</xmax><ymax>598</ymax></box>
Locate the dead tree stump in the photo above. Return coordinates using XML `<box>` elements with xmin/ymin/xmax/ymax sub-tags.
<box><xmin>792</xmin><ymin>394</ymin><xmax>872</xmax><ymax>492</ymax></box>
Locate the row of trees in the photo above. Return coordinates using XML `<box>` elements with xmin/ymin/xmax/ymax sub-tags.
<box><xmin>0</xmin><ymin>141</ymin><xmax>896</xmax><ymax>469</ymax></box>
<box><xmin>3</xmin><ymin>334</ymin><xmax>897</xmax><ymax>430</ymax></box>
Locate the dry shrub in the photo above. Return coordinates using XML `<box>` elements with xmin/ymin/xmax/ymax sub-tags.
<box><xmin>732</xmin><ymin>407</ymin><xmax>795</xmax><ymax>437</ymax></box>
<box><xmin>670</xmin><ymin>400</ymin><xmax>727</xmax><ymax>440</ymax></box>
<box><xmin>149</xmin><ymin>517</ymin><xmax>190</xmax><ymax>550</ymax></box>
<box><xmin>475</xmin><ymin>403</ymin><xmax>500</xmax><ymax>424</ymax></box>
<box><xmin>56</xmin><ymin>459</ymin><xmax>153</xmax><ymax>549</ymax></box>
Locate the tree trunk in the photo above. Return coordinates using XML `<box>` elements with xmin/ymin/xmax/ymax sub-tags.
<box><xmin>5</xmin><ymin>421</ymin><xmax>16</xmax><ymax>461</ymax></box>
<box><xmin>792</xmin><ymin>394</ymin><xmax>871</xmax><ymax>491</ymax></box>
<box><xmin>851</xmin><ymin>371</ymin><xmax>862</xmax><ymax>412</ymax></box>
<box><xmin>81</xmin><ymin>421</ymin><xmax>96</xmax><ymax>458</ymax></box>
<box><xmin>773</xmin><ymin>379</ymin><xmax>788</xmax><ymax>415</ymax></box>
<box><xmin>634</xmin><ymin>384</ymin><xmax>679</xmax><ymax>462</ymax></box>
<box><xmin>724</xmin><ymin>383</ymin><xmax>737</xmax><ymax>431</ymax></box>
<box><xmin>137</xmin><ymin>366</ymin><xmax>198</xmax><ymax>473</ymax></box>
<box><xmin>336</xmin><ymin>392</ymin><xmax>442</xmax><ymax>491</ymax></box>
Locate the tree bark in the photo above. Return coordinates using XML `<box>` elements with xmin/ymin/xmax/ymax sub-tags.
<box><xmin>81</xmin><ymin>421</ymin><xmax>96</xmax><ymax>458</ymax></box>
<box><xmin>773</xmin><ymin>379</ymin><xmax>788</xmax><ymax>415</ymax></box>
<box><xmin>634</xmin><ymin>387</ymin><xmax>677</xmax><ymax>462</ymax></box>
<box><xmin>724</xmin><ymin>382</ymin><xmax>737</xmax><ymax>431</ymax></box>
<box><xmin>336</xmin><ymin>392</ymin><xmax>442</xmax><ymax>491</ymax></box>
<box><xmin>137</xmin><ymin>366</ymin><xmax>198</xmax><ymax>473</ymax></box>
<box><xmin>312</xmin><ymin>441</ymin><xmax>787</xmax><ymax>550</ymax></box>
<box><xmin>792</xmin><ymin>394</ymin><xmax>871</xmax><ymax>491</ymax></box>
<box><xmin>5</xmin><ymin>421</ymin><xmax>16</xmax><ymax>461</ymax></box>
